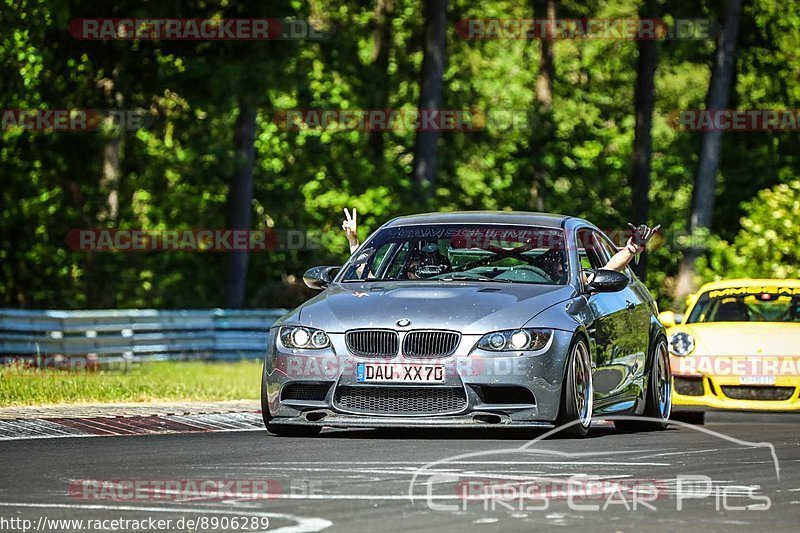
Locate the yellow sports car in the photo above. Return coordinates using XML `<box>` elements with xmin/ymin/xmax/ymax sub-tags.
<box><xmin>659</xmin><ymin>279</ymin><xmax>800</xmax><ymax>423</ymax></box>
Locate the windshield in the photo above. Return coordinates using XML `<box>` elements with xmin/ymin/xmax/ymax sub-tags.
<box><xmin>687</xmin><ymin>287</ymin><xmax>800</xmax><ymax>323</ymax></box>
<box><xmin>338</xmin><ymin>224</ymin><xmax>568</xmax><ymax>285</ymax></box>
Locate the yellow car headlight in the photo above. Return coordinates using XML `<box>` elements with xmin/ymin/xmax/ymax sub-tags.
<box><xmin>669</xmin><ymin>332</ymin><xmax>695</xmax><ymax>357</ymax></box>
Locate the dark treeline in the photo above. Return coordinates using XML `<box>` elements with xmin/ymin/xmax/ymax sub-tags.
<box><xmin>1</xmin><ymin>0</ymin><xmax>799</xmax><ymax>311</ymax></box>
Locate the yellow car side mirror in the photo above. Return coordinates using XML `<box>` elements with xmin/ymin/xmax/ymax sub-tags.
<box><xmin>658</xmin><ymin>311</ymin><xmax>677</xmax><ymax>328</ymax></box>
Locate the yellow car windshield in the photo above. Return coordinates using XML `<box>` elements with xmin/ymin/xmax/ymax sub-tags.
<box><xmin>687</xmin><ymin>291</ymin><xmax>800</xmax><ymax>323</ymax></box>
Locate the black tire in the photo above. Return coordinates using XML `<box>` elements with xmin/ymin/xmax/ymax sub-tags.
<box><xmin>261</xmin><ymin>370</ymin><xmax>322</xmax><ymax>437</ymax></box>
<box><xmin>554</xmin><ymin>336</ymin><xmax>593</xmax><ymax>438</ymax></box>
<box><xmin>670</xmin><ymin>411</ymin><xmax>705</xmax><ymax>425</ymax></box>
<box><xmin>615</xmin><ymin>337</ymin><xmax>672</xmax><ymax>432</ymax></box>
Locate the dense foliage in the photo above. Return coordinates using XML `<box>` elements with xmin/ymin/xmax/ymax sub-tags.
<box><xmin>699</xmin><ymin>180</ymin><xmax>800</xmax><ymax>281</ymax></box>
<box><xmin>2</xmin><ymin>0</ymin><xmax>798</xmax><ymax>311</ymax></box>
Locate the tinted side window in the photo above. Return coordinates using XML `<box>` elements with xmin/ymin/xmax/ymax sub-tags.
<box><xmin>576</xmin><ymin>228</ymin><xmax>607</xmax><ymax>269</ymax></box>
<box><xmin>382</xmin><ymin>242</ymin><xmax>410</xmax><ymax>279</ymax></box>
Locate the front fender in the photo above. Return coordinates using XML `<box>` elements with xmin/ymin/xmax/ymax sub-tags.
<box><xmin>645</xmin><ymin>315</ymin><xmax>667</xmax><ymax>374</ymax></box>
<box><xmin>524</xmin><ymin>297</ymin><xmax>595</xmax><ymax>381</ymax></box>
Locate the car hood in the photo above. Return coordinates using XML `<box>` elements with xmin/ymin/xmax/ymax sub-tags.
<box><xmin>287</xmin><ymin>282</ymin><xmax>575</xmax><ymax>334</ymax></box>
<box><xmin>669</xmin><ymin>322</ymin><xmax>800</xmax><ymax>356</ymax></box>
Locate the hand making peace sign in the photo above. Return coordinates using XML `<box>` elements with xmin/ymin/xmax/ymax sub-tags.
<box><xmin>342</xmin><ymin>207</ymin><xmax>359</xmax><ymax>253</ymax></box>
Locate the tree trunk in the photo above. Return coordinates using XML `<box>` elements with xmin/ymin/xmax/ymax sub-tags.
<box><xmin>99</xmin><ymin>135</ymin><xmax>120</xmax><ymax>222</ymax></box>
<box><xmin>674</xmin><ymin>0</ymin><xmax>742</xmax><ymax>306</ymax></box>
<box><xmin>412</xmin><ymin>0</ymin><xmax>448</xmax><ymax>198</ymax></box>
<box><xmin>367</xmin><ymin>0</ymin><xmax>394</xmax><ymax>162</ymax></box>
<box><xmin>629</xmin><ymin>0</ymin><xmax>661</xmax><ymax>279</ymax></box>
<box><xmin>92</xmin><ymin>93</ymin><xmax>122</xmax><ymax>307</ymax></box>
<box><xmin>98</xmin><ymin>79</ymin><xmax>121</xmax><ymax>224</ymax></box>
<box><xmin>534</xmin><ymin>0</ymin><xmax>555</xmax><ymax>109</ymax></box>
<box><xmin>529</xmin><ymin>0</ymin><xmax>555</xmax><ymax>212</ymax></box>
<box><xmin>223</xmin><ymin>101</ymin><xmax>257</xmax><ymax>308</ymax></box>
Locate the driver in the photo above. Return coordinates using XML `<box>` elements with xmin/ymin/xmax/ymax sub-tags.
<box><xmin>404</xmin><ymin>242</ymin><xmax>452</xmax><ymax>279</ymax></box>
<box><xmin>341</xmin><ymin>207</ymin><xmax>658</xmax><ymax>281</ymax></box>
<box><xmin>534</xmin><ymin>248</ymin><xmax>567</xmax><ymax>283</ymax></box>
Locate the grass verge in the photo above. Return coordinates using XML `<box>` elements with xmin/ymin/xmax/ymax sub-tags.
<box><xmin>0</xmin><ymin>360</ymin><xmax>261</xmax><ymax>406</ymax></box>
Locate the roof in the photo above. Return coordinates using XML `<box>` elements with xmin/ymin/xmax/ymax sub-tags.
<box><xmin>383</xmin><ymin>211</ymin><xmax>574</xmax><ymax>229</ymax></box>
<box><xmin>697</xmin><ymin>278</ymin><xmax>800</xmax><ymax>293</ymax></box>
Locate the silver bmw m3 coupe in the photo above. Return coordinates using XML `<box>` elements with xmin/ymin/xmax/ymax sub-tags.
<box><xmin>261</xmin><ymin>211</ymin><xmax>671</xmax><ymax>437</ymax></box>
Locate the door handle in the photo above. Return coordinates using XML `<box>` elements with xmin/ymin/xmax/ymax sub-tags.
<box><xmin>625</xmin><ymin>301</ymin><xmax>636</xmax><ymax>311</ymax></box>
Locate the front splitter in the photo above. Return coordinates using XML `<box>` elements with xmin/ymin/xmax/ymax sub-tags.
<box><xmin>268</xmin><ymin>411</ymin><xmax>555</xmax><ymax>430</ymax></box>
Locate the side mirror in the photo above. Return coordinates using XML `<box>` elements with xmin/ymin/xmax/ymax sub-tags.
<box><xmin>658</xmin><ymin>311</ymin><xmax>677</xmax><ymax>328</ymax></box>
<box><xmin>584</xmin><ymin>269</ymin><xmax>628</xmax><ymax>293</ymax></box>
<box><xmin>303</xmin><ymin>266</ymin><xmax>341</xmax><ymax>290</ymax></box>
<box><xmin>658</xmin><ymin>311</ymin><xmax>685</xmax><ymax>328</ymax></box>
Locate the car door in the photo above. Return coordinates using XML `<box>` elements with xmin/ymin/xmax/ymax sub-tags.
<box><xmin>595</xmin><ymin>231</ymin><xmax>649</xmax><ymax>400</ymax></box>
<box><xmin>575</xmin><ymin>228</ymin><xmax>632</xmax><ymax>408</ymax></box>
<box><xmin>600</xmin><ymin>233</ymin><xmax>653</xmax><ymax>386</ymax></box>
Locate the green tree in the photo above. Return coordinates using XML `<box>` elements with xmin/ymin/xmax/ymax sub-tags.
<box><xmin>674</xmin><ymin>0</ymin><xmax>744</xmax><ymax>303</ymax></box>
<box><xmin>699</xmin><ymin>180</ymin><xmax>800</xmax><ymax>281</ymax></box>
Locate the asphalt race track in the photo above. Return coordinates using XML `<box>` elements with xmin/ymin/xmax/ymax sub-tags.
<box><xmin>1</xmin><ymin>412</ymin><xmax>799</xmax><ymax>532</ymax></box>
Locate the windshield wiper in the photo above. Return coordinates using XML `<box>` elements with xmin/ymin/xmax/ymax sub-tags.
<box><xmin>434</xmin><ymin>275</ymin><xmax>514</xmax><ymax>283</ymax></box>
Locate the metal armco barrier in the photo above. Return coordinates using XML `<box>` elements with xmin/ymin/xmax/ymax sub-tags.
<box><xmin>0</xmin><ymin>309</ymin><xmax>287</xmax><ymax>363</ymax></box>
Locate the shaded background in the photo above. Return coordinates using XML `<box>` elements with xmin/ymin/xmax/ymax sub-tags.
<box><xmin>2</xmin><ymin>0</ymin><xmax>799</xmax><ymax>312</ymax></box>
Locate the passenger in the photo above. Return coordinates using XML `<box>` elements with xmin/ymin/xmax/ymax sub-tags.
<box><xmin>342</xmin><ymin>208</ymin><xmax>359</xmax><ymax>254</ymax></box>
<box><xmin>604</xmin><ymin>223</ymin><xmax>661</xmax><ymax>273</ymax></box>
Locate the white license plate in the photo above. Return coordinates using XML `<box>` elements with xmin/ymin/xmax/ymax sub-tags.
<box><xmin>356</xmin><ymin>363</ymin><xmax>445</xmax><ymax>383</ymax></box>
<box><xmin>739</xmin><ymin>375</ymin><xmax>776</xmax><ymax>385</ymax></box>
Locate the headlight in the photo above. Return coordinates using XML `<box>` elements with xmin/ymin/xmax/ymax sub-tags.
<box><xmin>311</xmin><ymin>330</ymin><xmax>329</xmax><ymax>348</ymax></box>
<box><xmin>477</xmin><ymin>328</ymin><xmax>552</xmax><ymax>352</ymax></box>
<box><xmin>280</xmin><ymin>326</ymin><xmax>331</xmax><ymax>350</ymax></box>
<box><xmin>669</xmin><ymin>332</ymin><xmax>695</xmax><ymax>356</ymax></box>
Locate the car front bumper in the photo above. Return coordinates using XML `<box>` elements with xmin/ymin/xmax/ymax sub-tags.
<box><xmin>670</xmin><ymin>354</ymin><xmax>800</xmax><ymax>412</ymax></box>
<box><xmin>263</xmin><ymin>328</ymin><xmax>573</xmax><ymax>428</ymax></box>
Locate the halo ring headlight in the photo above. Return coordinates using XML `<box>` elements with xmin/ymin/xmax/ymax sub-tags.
<box><xmin>477</xmin><ymin>329</ymin><xmax>553</xmax><ymax>353</ymax></box>
<box><xmin>280</xmin><ymin>326</ymin><xmax>331</xmax><ymax>350</ymax></box>
<box><xmin>488</xmin><ymin>333</ymin><xmax>507</xmax><ymax>350</ymax></box>
<box><xmin>311</xmin><ymin>330</ymin><xmax>330</xmax><ymax>349</ymax></box>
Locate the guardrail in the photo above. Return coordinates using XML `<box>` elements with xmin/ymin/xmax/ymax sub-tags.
<box><xmin>0</xmin><ymin>309</ymin><xmax>287</xmax><ymax>363</ymax></box>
